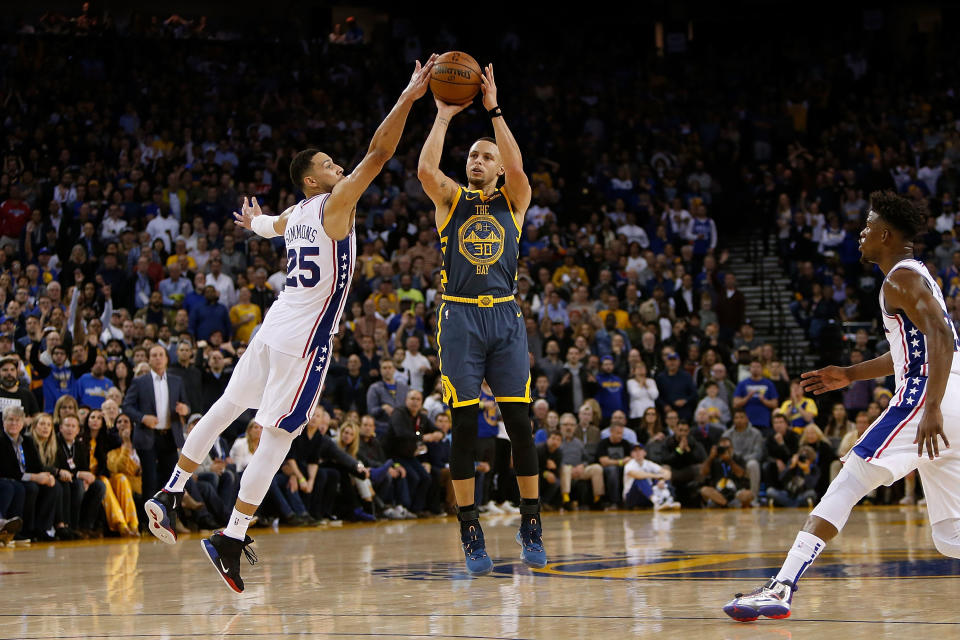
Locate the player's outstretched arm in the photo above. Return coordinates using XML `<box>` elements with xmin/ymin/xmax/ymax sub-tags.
<box><xmin>233</xmin><ymin>197</ymin><xmax>296</xmax><ymax>237</ymax></box>
<box><xmin>886</xmin><ymin>269</ymin><xmax>954</xmax><ymax>459</ymax></box>
<box><xmin>324</xmin><ymin>55</ymin><xmax>437</xmax><ymax>240</ymax></box>
<box><xmin>801</xmin><ymin>353</ymin><xmax>892</xmax><ymax>395</ymax></box>
<box><xmin>480</xmin><ymin>64</ymin><xmax>532</xmax><ymax>221</ymax></box>
<box><xmin>418</xmin><ymin>99</ymin><xmax>469</xmax><ymax>227</ymax></box>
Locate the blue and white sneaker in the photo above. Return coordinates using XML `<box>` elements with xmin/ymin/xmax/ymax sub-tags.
<box><xmin>201</xmin><ymin>532</ymin><xmax>258</xmax><ymax>594</ymax></box>
<box><xmin>458</xmin><ymin>507</ymin><xmax>493</xmax><ymax>576</ymax></box>
<box><xmin>144</xmin><ymin>490</ymin><xmax>180</xmax><ymax>545</ymax></box>
<box><xmin>515</xmin><ymin>502</ymin><xmax>547</xmax><ymax>569</ymax></box>
<box><xmin>723</xmin><ymin>577</ymin><xmax>794</xmax><ymax>622</ymax></box>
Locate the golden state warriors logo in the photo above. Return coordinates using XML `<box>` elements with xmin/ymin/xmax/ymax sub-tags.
<box><xmin>458</xmin><ymin>214</ymin><xmax>504</xmax><ymax>275</ymax></box>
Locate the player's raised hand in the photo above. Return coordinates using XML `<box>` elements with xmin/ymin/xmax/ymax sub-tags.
<box><xmin>402</xmin><ymin>53</ymin><xmax>438</xmax><ymax>101</ymax></box>
<box><xmin>479</xmin><ymin>63</ymin><xmax>497</xmax><ymax>110</ymax></box>
<box><xmin>915</xmin><ymin>405</ymin><xmax>949</xmax><ymax>460</ymax></box>
<box><xmin>232</xmin><ymin>196</ymin><xmax>262</xmax><ymax>231</ymax></box>
<box><xmin>800</xmin><ymin>365</ymin><xmax>851</xmax><ymax>395</ymax></box>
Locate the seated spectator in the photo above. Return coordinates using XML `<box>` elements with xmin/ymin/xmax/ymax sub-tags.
<box><xmin>357</xmin><ymin>414</ymin><xmax>414</xmax><ymax>519</ymax></box>
<box><xmin>699</xmin><ymin>436</ymin><xmax>754</xmax><ymax>508</ymax></box>
<box><xmin>661</xmin><ymin>419</ymin><xmax>707</xmax><ymax>505</ymax></box>
<box><xmin>336</xmin><ymin>421</ymin><xmax>377</xmax><ymax>521</ymax></box>
<box><xmin>763</xmin><ymin>412</ymin><xmax>800</xmax><ymax>491</ymax></box>
<box><xmin>284</xmin><ymin>407</ymin><xmax>344</xmax><ymax>524</ymax></box>
<box><xmin>656</xmin><ymin>353</ymin><xmax>699</xmax><ymax>425</ymax></box>
<box><xmin>104</xmin><ymin>412</ymin><xmax>141</xmax><ymax>535</ymax></box>
<box><xmin>722</xmin><ymin>408</ymin><xmax>764</xmax><ymax>501</ymax></box>
<box><xmin>766</xmin><ymin>445</ymin><xmax>821</xmax><ymax>508</ymax></box>
<box><xmin>366</xmin><ymin>359</ymin><xmax>408</xmax><ymax>436</ymax></box>
<box><xmin>383</xmin><ymin>389</ymin><xmax>438</xmax><ymax>516</ymax></box>
<box><xmin>536</xmin><ymin>431</ymin><xmax>564</xmax><ymax>508</ymax></box>
<box><xmin>823</xmin><ymin>402</ymin><xmax>855</xmax><ymax>445</ymax></box>
<box><xmin>696</xmin><ymin>380</ymin><xmax>731</xmax><ymax>426</ymax></box>
<box><xmin>55</xmin><ymin>414</ymin><xmax>106</xmax><ymax>537</ymax></box>
<box><xmin>622</xmin><ymin>443</ymin><xmax>679</xmax><ymax>510</ymax></box>
<box><xmin>800</xmin><ymin>423</ymin><xmax>837</xmax><ymax>497</ymax></box>
<box><xmin>599</xmin><ymin>410</ymin><xmax>638</xmax><ymax>445</ymax></box>
<box><xmin>779</xmin><ymin>379</ymin><xmax>817</xmax><ymax>432</ymax></box>
<box><xmin>558</xmin><ymin>412</ymin><xmax>605</xmax><ymax>508</ymax></box>
<box><xmin>596</xmin><ymin>423</ymin><xmax>632</xmax><ymax>504</ymax></box>
<box><xmin>691</xmin><ymin>407</ymin><xmax>725</xmax><ymax>450</ymax></box>
<box><xmin>0</xmin><ymin>405</ymin><xmax>58</xmax><ymax>540</ymax></box>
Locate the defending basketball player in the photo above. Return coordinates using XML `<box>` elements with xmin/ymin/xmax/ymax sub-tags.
<box><xmin>417</xmin><ymin>64</ymin><xmax>546</xmax><ymax>575</ymax></box>
<box><xmin>723</xmin><ymin>191</ymin><xmax>960</xmax><ymax>621</ymax></box>
<box><xmin>144</xmin><ymin>54</ymin><xmax>437</xmax><ymax>593</ymax></box>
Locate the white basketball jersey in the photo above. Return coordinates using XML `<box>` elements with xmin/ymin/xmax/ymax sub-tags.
<box><xmin>256</xmin><ymin>193</ymin><xmax>356</xmax><ymax>358</ymax></box>
<box><xmin>879</xmin><ymin>258</ymin><xmax>960</xmax><ymax>391</ymax></box>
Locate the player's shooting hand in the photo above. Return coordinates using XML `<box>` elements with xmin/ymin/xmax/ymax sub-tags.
<box><xmin>915</xmin><ymin>405</ymin><xmax>949</xmax><ymax>460</ymax></box>
<box><xmin>479</xmin><ymin>64</ymin><xmax>497</xmax><ymax>111</ymax></box>
<box><xmin>435</xmin><ymin>97</ymin><xmax>470</xmax><ymax>119</ymax></box>
<box><xmin>402</xmin><ymin>54</ymin><xmax>438</xmax><ymax>101</ymax></box>
<box><xmin>800</xmin><ymin>365</ymin><xmax>851</xmax><ymax>395</ymax></box>
<box><xmin>232</xmin><ymin>197</ymin><xmax>262</xmax><ymax>231</ymax></box>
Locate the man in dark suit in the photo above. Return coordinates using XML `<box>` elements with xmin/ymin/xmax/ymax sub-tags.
<box><xmin>673</xmin><ymin>273</ymin><xmax>700</xmax><ymax>319</ymax></box>
<box><xmin>0</xmin><ymin>405</ymin><xmax>58</xmax><ymax>540</ymax></box>
<box><xmin>122</xmin><ymin>345</ymin><xmax>190</xmax><ymax>516</ymax></box>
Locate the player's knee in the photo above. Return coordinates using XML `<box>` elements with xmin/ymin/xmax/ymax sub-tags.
<box><xmin>501</xmin><ymin>402</ymin><xmax>538</xmax><ymax>476</ymax></box>
<box><xmin>450</xmin><ymin>405</ymin><xmax>480</xmax><ymax>480</ymax></box>
<box><xmin>932</xmin><ymin>520</ymin><xmax>960</xmax><ymax>559</ymax></box>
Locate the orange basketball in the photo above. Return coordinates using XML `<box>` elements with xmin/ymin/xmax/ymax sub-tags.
<box><xmin>430</xmin><ymin>51</ymin><xmax>482</xmax><ymax>105</ymax></box>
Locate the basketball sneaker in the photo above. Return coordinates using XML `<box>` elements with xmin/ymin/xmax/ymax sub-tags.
<box><xmin>515</xmin><ymin>503</ymin><xmax>547</xmax><ymax>569</ymax></box>
<box><xmin>144</xmin><ymin>489</ymin><xmax>181</xmax><ymax>544</ymax></box>
<box><xmin>722</xmin><ymin>577</ymin><xmax>794</xmax><ymax>621</ymax></box>
<box><xmin>458</xmin><ymin>507</ymin><xmax>493</xmax><ymax>576</ymax></box>
<box><xmin>0</xmin><ymin>517</ymin><xmax>22</xmax><ymax>546</ymax></box>
<box><xmin>201</xmin><ymin>532</ymin><xmax>258</xmax><ymax>594</ymax></box>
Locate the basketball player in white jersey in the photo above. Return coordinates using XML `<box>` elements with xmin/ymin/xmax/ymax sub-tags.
<box><xmin>144</xmin><ymin>54</ymin><xmax>437</xmax><ymax>593</ymax></box>
<box><xmin>723</xmin><ymin>191</ymin><xmax>960</xmax><ymax>621</ymax></box>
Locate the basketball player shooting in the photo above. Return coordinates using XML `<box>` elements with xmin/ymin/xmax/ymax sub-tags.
<box><xmin>417</xmin><ymin>64</ymin><xmax>546</xmax><ymax>576</ymax></box>
<box><xmin>723</xmin><ymin>191</ymin><xmax>960</xmax><ymax>621</ymax></box>
<box><xmin>143</xmin><ymin>54</ymin><xmax>437</xmax><ymax>593</ymax></box>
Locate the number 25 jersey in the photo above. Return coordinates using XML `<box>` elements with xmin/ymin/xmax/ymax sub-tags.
<box><xmin>256</xmin><ymin>193</ymin><xmax>356</xmax><ymax>358</ymax></box>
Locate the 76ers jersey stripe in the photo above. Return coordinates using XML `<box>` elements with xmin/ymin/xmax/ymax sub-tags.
<box><xmin>256</xmin><ymin>193</ymin><xmax>356</xmax><ymax>358</ymax></box>
<box><xmin>879</xmin><ymin>259</ymin><xmax>960</xmax><ymax>391</ymax></box>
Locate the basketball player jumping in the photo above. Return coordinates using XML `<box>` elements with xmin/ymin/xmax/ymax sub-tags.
<box><xmin>144</xmin><ymin>55</ymin><xmax>437</xmax><ymax>593</ymax></box>
<box><xmin>417</xmin><ymin>64</ymin><xmax>546</xmax><ymax>575</ymax></box>
<box><xmin>723</xmin><ymin>191</ymin><xmax>960</xmax><ymax>621</ymax></box>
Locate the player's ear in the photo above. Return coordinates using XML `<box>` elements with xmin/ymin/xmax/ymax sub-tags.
<box><xmin>497</xmin><ymin>164</ymin><xmax>505</xmax><ymax>177</ymax></box>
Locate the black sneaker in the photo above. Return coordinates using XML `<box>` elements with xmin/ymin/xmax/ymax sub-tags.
<box><xmin>145</xmin><ymin>490</ymin><xmax>181</xmax><ymax>544</ymax></box>
<box><xmin>201</xmin><ymin>532</ymin><xmax>258</xmax><ymax>593</ymax></box>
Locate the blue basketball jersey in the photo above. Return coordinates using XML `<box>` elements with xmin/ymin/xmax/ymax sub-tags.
<box><xmin>438</xmin><ymin>187</ymin><xmax>521</xmax><ymax>298</ymax></box>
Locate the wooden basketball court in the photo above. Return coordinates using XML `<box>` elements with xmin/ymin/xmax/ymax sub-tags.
<box><xmin>0</xmin><ymin>507</ymin><xmax>956</xmax><ymax>639</ymax></box>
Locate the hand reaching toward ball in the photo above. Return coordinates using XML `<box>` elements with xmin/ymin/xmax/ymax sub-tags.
<box><xmin>401</xmin><ymin>53</ymin><xmax>439</xmax><ymax>102</ymax></box>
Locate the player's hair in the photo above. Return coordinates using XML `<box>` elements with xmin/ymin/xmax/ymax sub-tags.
<box><xmin>870</xmin><ymin>190</ymin><xmax>928</xmax><ymax>239</ymax></box>
<box><xmin>289</xmin><ymin>148</ymin><xmax>321</xmax><ymax>190</ymax></box>
<box><xmin>475</xmin><ymin>136</ymin><xmax>497</xmax><ymax>146</ymax></box>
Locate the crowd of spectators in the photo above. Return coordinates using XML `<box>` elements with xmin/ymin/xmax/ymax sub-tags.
<box><xmin>0</xmin><ymin>6</ymin><xmax>939</xmax><ymax>543</ymax></box>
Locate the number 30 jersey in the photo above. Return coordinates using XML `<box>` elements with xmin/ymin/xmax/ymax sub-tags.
<box><xmin>256</xmin><ymin>193</ymin><xmax>356</xmax><ymax>358</ymax></box>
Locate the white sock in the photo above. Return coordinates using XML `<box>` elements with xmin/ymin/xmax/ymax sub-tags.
<box><xmin>775</xmin><ymin>530</ymin><xmax>825</xmax><ymax>586</ymax></box>
<box><xmin>163</xmin><ymin>465</ymin><xmax>190</xmax><ymax>493</ymax></box>
<box><xmin>224</xmin><ymin>509</ymin><xmax>254</xmax><ymax>541</ymax></box>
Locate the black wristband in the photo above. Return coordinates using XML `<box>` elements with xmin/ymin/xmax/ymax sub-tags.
<box><xmin>488</xmin><ymin>106</ymin><xmax>503</xmax><ymax>119</ymax></box>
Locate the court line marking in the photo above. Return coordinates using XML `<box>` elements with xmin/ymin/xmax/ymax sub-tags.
<box><xmin>1</xmin><ymin>613</ymin><xmax>958</xmax><ymax>626</ymax></box>
<box><xmin>0</xmin><ymin>634</ymin><xmax>530</xmax><ymax>640</ymax></box>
